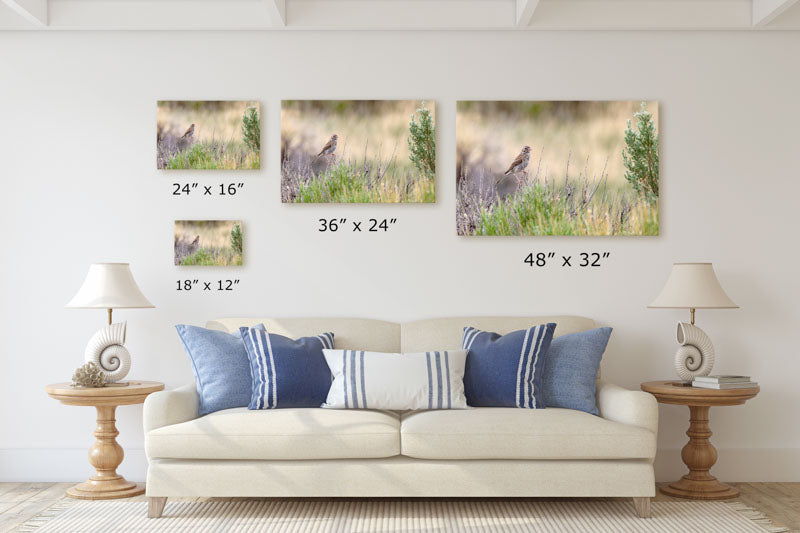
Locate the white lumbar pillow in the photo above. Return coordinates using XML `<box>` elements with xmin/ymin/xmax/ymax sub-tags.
<box><xmin>322</xmin><ymin>349</ymin><xmax>468</xmax><ymax>410</ymax></box>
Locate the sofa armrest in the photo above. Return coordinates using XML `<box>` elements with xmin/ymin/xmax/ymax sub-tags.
<box><xmin>596</xmin><ymin>380</ymin><xmax>658</xmax><ymax>435</ymax></box>
<box><xmin>143</xmin><ymin>383</ymin><xmax>199</xmax><ymax>433</ymax></box>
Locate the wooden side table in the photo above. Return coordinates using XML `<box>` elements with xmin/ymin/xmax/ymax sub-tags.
<box><xmin>45</xmin><ymin>381</ymin><xmax>164</xmax><ymax>500</ymax></box>
<box><xmin>641</xmin><ymin>380</ymin><xmax>759</xmax><ymax>500</ymax></box>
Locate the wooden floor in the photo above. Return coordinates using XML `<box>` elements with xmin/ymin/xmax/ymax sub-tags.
<box><xmin>0</xmin><ymin>482</ymin><xmax>798</xmax><ymax>532</ymax></box>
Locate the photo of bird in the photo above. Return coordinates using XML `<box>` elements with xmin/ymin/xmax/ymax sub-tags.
<box><xmin>316</xmin><ymin>134</ymin><xmax>338</xmax><ymax>157</ymax></box>
<box><xmin>157</xmin><ymin>101</ymin><xmax>261</xmax><ymax>170</ymax></box>
<box><xmin>503</xmin><ymin>145</ymin><xmax>531</xmax><ymax>176</ymax></box>
<box><xmin>180</xmin><ymin>123</ymin><xmax>195</xmax><ymax>140</ymax></box>
<box><xmin>456</xmin><ymin>100</ymin><xmax>659</xmax><ymax>236</ymax></box>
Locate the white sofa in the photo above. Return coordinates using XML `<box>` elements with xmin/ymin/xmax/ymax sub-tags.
<box><xmin>144</xmin><ymin>316</ymin><xmax>658</xmax><ymax>518</ymax></box>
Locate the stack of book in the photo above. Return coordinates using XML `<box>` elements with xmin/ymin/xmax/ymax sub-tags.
<box><xmin>692</xmin><ymin>375</ymin><xmax>758</xmax><ymax>389</ymax></box>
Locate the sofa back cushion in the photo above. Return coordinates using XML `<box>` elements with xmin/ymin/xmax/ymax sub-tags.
<box><xmin>401</xmin><ymin>316</ymin><xmax>595</xmax><ymax>353</ymax></box>
<box><xmin>208</xmin><ymin>317</ymin><xmax>594</xmax><ymax>354</ymax></box>
<box><xmin>208</xmin><ymin>317</ymin><xmax>401</xmax><ymax>352</ymax></box>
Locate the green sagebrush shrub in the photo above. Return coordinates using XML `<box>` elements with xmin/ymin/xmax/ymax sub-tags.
<box><xmin>622</xmin><ymin>102</ymin><xmax>659</xmax><ymax>201</ymax></box>
<box><xmin>408</xmin><ymin>102</ymin><xmax>435</xmax><ymax>178</ymax></box>
<box><xmin>242</xmin><ymin>106</ymin><xmax>260</xmax><ymax>154</ymax></box>
<box><xmin>230</xmin><ymin>223</ymin><xmax>243</xmax><ymax>256</ymax></box>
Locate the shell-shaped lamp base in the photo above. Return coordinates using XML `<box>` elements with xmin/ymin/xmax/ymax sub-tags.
<box><xmin>674</xmin><ymin>322</ymin><xmax>715</xmax><ymax>381</ymax></box>
<box><xmin>84</xmin><ymin>322</ymin><xmax>131</xmax><ymax>382</ymax></box>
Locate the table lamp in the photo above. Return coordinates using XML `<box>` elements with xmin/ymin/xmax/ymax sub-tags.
<box><xmin>648</xmin><ymin>262</ymin><xmax>738</xmax><ymax>382</ymax></box>
<box><xmin>66</xmin><ymin>263</ymin><xmax>154</xmax><ymax>383</ymax></box>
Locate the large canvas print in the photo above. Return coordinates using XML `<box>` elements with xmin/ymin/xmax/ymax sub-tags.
<box><xmin>281</xmin><ymin>100</ymin><xmax>435</xmax><ymax>203</ymax></box>
<box><xmin>157</xmin><ymin>101</ymin><xmax>260</xmax><ymax>170</ymax></box>
<box><xmin>456</xmin><ymin>101</ymin><xmax>659</xmax><ymax>236</ymax></box>
<box><xmin>174</xmin><ymin>220</ymin><xmax>243</xmax><ymax>266</ymax></box>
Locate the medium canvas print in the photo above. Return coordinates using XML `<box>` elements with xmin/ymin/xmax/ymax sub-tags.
<box><xmin>157</xmin><ymin>101</ymin><xmax>260</xmax><ymax>170</ymax></box>
<box><xmin>174</xmin><ymin>220</ymin><xmax>243</xmax><ymax>266</ymax></box>
<box><xmin>281</xmin><ymin>100</ymin><xmax>435</xmax><ymax>203</ymax></box>
<box><xmin>456</xmin><ymin>101</ymin><xmax>659</xmax><ymax>236</ymax></box>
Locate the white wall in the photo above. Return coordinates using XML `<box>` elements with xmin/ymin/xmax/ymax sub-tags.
<box><xmin>1</xmin><ymin>30</ymin><xmax>798</xmax><ymax>483</ymax></box>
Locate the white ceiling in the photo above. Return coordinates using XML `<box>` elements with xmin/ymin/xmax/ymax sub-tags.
<box><xmin>1</xmin><ymin>0</ymin><xmax>799</xmax><ymax>30</ymax></box>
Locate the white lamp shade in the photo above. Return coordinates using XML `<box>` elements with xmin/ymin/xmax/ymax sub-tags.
<box><xmin>66</xmin><ymin>263</ymin><xmax>154</xmax><ymax>309</ymax></box>
<box><xmin>648</xmin><ymin>262</ymin><xmax>738</xmax><ymax>309</ymax></box>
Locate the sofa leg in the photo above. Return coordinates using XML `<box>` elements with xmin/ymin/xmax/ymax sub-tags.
<box><xmin>632</xmin><ymin>497</ymin><xmax>651</xmax><ymax>518</ymax></box>
<box><xmin>148</xmin><ymin>497</ymin><xmax>167</xmax><ymax>518</ymax></box>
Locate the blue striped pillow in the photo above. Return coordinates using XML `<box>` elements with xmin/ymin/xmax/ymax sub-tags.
<box><xmin>462</xmin><ymin>323</ymin><xmax>556</xmax><ymax>408</ymax></box>
<box><xmin>240</xmin><ymin>327</ymin><xmax>334</xmax><ymax>409</ymax></box>
<box><xmin>321</xmin><ymin>349</ymin><xmax>468</xmax><ymax>410</ymax></box>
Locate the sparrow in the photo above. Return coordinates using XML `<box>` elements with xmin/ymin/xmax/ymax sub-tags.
<box><xmin>503</xmin><ymin>145</ymin><xmax>531</xmax><ymax>176</ymax></box>
<box><xmin>317</xmin><ymin>134</ymin><xmax>338</xmax><ymax>157</ymax></box>
<box><xmin>181</xmin><ymin>124</ymin><xmax>195</xmax><ymax>139</ymax></box>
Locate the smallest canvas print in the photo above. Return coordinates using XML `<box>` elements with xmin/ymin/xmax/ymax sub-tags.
<box><xmin>157</xmin><ymin>101</ymin><xmax>260</xmax><ymax>170</ymax></box>
<box><xmin>174</xmin><ymin>220</ymin><xmax>243</xmax><ymax>266</ymax></box>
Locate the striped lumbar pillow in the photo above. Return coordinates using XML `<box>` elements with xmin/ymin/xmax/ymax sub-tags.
<box><xmin>321</xmin><ymin>349</ymin><xmax>468</xmax><ymax>410</ymax></box>
<box><xmin>462</xmin><ymin>323</ymin><xmax>556</xmax><ymax>408</ymax></box>
<box><xmin>240</xmin><ymin>327</ymin><xmax>334</xmax><ymax>409</ymax></box>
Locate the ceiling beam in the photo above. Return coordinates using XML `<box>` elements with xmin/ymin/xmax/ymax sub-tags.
<box><xmin>1</xmin><ymin>0</ymin><xmax>796</xmax><ymax>31</ymax></box>
<box><xmin>516</xmin><ymin>0</ymin><xmax>540</xmax><ymax>27</ymax></box>
<box><xmin>44</xmin><ymin>0</ymin><xmax>271</xmax><ymax>30</ymax></box>
<box><xmin>1</xmin><ymin>0</ymin><xmax>47</xmax><ymax>26</ymax></box>
<box><xmin>285</xmin><ymin>0</ymin><xmax>511</xmax><ymax>30</ymax></box>
<box><xmin>530</xmin><ymin>0</ymin><xmax>751</xmax><ymax>30</ymax></box>
<box><xmin>752</xmin><ymin>0</ymin><xmax>800</xmax><ymax>26</ymax></box>
<box><xmin>264</xmin><ymin>0</ymin><xmax>286</xmax><ymax>26</ymax></box>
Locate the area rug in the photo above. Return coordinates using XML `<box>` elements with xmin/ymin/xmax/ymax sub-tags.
<box><xmin>15</xmin><ymin>499</ymin><xmax>788</xmax><ymax>533</ymax></box>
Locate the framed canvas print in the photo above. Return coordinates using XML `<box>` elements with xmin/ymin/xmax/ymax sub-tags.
<box><xmin>456</xmin><ymin>100</ymin><xmax>659</xmax><ymax>236</ymax></box>
<box><xmin>174</xmin><ymin>220</ymin><xmax>243</xmax><ymax>266</ymax></box>
<box><xmin>281</xmin><ymin>100</ymin><xmax>435</xmax><ymax>203</ymax></box>
<box><xmin>157</xmin><ymin>101</ymin><xmax>260</xmax><ymax>170</ymax></box>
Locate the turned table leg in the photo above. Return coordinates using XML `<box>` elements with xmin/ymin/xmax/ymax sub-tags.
<box><xmin>66</xmin><ymin>405</ymin><xmax>145</xmax><ymax>500</ymax></box>
<box><xmin>660</xmin><ymin>405</ymin><xmax>739</xmax><ymax>500</ymax></box>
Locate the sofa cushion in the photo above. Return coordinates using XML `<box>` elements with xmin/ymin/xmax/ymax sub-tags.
<box><xmin>400</xmin><ymin>408</ymin><xmax>655</xmax><ymax>460</ymax></box>
<box><xmin>322</xmin><ymin>349</ymin><xmax>468</xmax><ymax>410</ymax></box>
<box><xmin>400</xmin><ymin>316</ymin><xmax>595</xmax><ymax>353</ymax></box>
<box><xmin>542</xmin><ymin>327</ymin><xmax>613</xmax><ymax>415</ymax></box>
<box><xmin>146</xmin><ymin>408</ymin><xmax>400</xmax><ymax>460</ymax></box>
<box><xmin>208</xmin><ymin>317</ymin><xmax>401</xmax><ymax>352</ymax></box>
<box><xmin>240</xmin><ymin>327</ymin><xmax>334</xmax><ymax>410</ymax></box>
<box><xmin>175</xmin><ymin>323</ymin><xmax>265</xmax><ymax>416</ymax></box>
<box><xmin>462</xmin><ymin>324</ymin><xmax>556</xmax><ymax>408</ymax></box>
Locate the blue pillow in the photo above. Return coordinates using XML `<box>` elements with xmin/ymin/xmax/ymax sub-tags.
<box><xmin>542</xmin><ymin>327</ymin><xmax>612</xmax><ymax>415</ymax></box>
<box><xmin>240</xmin><ymin>327</ymin><xmax>334</xmax><ymax>409</ymax></box>
<box><xmin>175</xmin><ymin>324</ymin><xmax>265</xmax><ymax>416</ymax></box>
<box><xmin>462</xmin><ymin>324</ymin><xmax>556</xmax><ymax>408</ymax></box>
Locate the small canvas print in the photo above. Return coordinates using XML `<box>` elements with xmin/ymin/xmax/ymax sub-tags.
<box><xmin>456</xmin><ymin>101</ymin><xmax>659</xmax><ymax>236</ymax></box>
<box><xmin>157</xmin><ymin>101</ymin><xmax>260</xmax><ymax>170</ymax></box>
<box><xmin>174</xmin><ymin>220</ymin><xmax>243</xmax><ymax>266</ymax></box>
<box><xmin>281</xmin><ymin>100</ymin><xmax>435</xmax><ymax>203</ymax></box>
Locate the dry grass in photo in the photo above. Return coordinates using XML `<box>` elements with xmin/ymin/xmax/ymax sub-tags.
<box><xmin>281</xmin><ymin>100</ymin><xmax>435</xmax><ymax>203</ymax></box>
<box><xmin>457</xmin><ymin>101</ymin><xmax>659</xmax><ymax>236</ymax></box>
<box><xmin>158</xmin><ymin>101</ymin><xmax>260</xmax><ymax>170</ymax></box>
<box><xmin>174</xmin><ymin>220</ymin><xmax>243</xmax><ymax>266</ymax></box>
